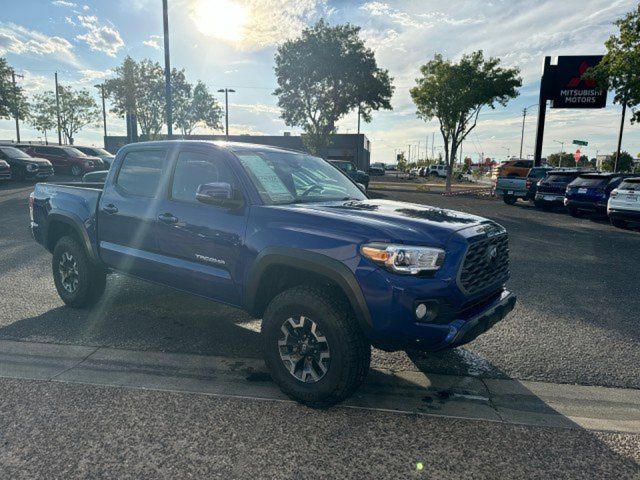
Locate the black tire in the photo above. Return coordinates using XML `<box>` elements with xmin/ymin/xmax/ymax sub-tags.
<box><xmin>13</xmin><ymin>167</ymin><xmax>25</xmax><ymax>182</ymax></box>
<box><xmin>502</xmin><ymin>194</ymin><xmax>517</xmax><ymax>205</ymax></box>
<box><xmin>534</xmin><ymin>199</ymin><xmax>551</xmax><ymax>211</ymax></box>
<box><xmin>52</xmin><ymin>236</ymin><xmax>106</xmax><ymax>308</ymax></box>
<box><xmin>70</xmin><ymin>164</ymin><xmax>83</xmax><ymax>177</ymax></box>
<box><xmin>610</xmin><ymin>217</ymin><xmax>629</xmax><ymax>229</ymax></box>
<box><xmin>261</xmin><ymin>285</ymin><xmax>371</xmax><ymax>408</ymax></box>
<box><xmin>567</xmin><ymin>206</ymin><xmax>581</xmax><ymax>218</ymax></box>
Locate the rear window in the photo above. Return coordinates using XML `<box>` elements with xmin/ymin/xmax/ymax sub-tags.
<box><xmin>545</xmin><ymin>174</ymin><xmax>575</xmax><ymax>183</ymax></box>
<box><xmin>619</xmin><ymin>178</ymin><xmax>640</xmax><ymax>190</ymax></box>
<box><xmin>116</xmin><ymin>149</ymin><xmax>167</xmax><ymax>197</ymax></box>
<box><xmin>528</xmin><ymin>168</ymin><xmax>550</xmax><ymax>179</ymax></box>
<box><xmin>569</xmin><ymin>176</ymin><xmax>609</xmax><ymax>188</ymax></box>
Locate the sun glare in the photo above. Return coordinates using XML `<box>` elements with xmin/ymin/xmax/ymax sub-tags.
<box><xmin>192</xmin><ymin>0</ymin><xmax>249</xmax><ymax>42</ymax></box>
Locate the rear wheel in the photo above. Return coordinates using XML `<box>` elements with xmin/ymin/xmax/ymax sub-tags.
<box><xmin>52</xmin><ymin>236</ymin><xmax>106</xmax><ymax>308</ymax></box>
<box><xmin>534</xmin><ymin>199</ymin><xmax>551</xmax><ymax>211</ymax></box>
<box><xmin>261</xmin><ymin>286</ymin><xmax>371</xmax><ymax>408</ymax></box>
<box><xmin>567</xmin><ymin>206</ymin><xmax>582</xmax><ymax>218</ymax></box>
<box><xmin>610</xmin><ymin>217</ymin><xmax>629</xmax><ymax>229</ymax></box>
<box><xmin>502</xmin><ymin>194</ymin><xmax>517</xmax><ymax>205</ymax></box>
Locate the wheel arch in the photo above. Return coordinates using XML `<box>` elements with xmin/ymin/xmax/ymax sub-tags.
<box><xmin>45</xmin><ymin>211</ymin><xmax>99</xmax><ymax>263</ymax></box>
<box><xmin>245</xmin><ymin>248</ymin><xmax>373</xmax><ymax>336</ymax></box>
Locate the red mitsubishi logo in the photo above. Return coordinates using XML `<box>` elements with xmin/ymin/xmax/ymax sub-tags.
<box><xmin>567</xmin><ymin>61</ymin><xmax>596</xmax><ymax>88</ymax></box>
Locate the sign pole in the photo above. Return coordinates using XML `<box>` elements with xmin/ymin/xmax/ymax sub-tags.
<box><xmin>614</xmin><ymin>100</ymin><xmax>626</xmax><ymax>172</ymax></box>
<box><xmin>533</xmin><ymin>57</ymin><xmax>550</xmax><ymax>167</ymax></box>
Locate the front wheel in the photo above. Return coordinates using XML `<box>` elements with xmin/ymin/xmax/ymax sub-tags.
<box><xmin>610</xmin><ymin>217</ymin><xmax>629</xmax><ymax>229</ymax></box>
<box><xmin>261</xmin><ymin>286</ymin><xmax>371</xmax><ymax>407</ymax></box>
<box><xmin>52</xmin><ymin>236</ymin><xmax>106</xmax><ymax>308</ymax></box>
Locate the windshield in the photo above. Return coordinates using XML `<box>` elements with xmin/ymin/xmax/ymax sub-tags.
<box><xmin>570</xmin><ymin>176</ymin><xmax>609</xmax><ymax>188</ymax></box>
<box><xmin>83</xmin><ymin>147</ymin><xmax>112</xmax><ymax>156</ymax></box>
<box><xmin>619</xmin><ymin>179</ymin><xmax>640</xmax><ymax>190</ymax></box>
<box><xmin>64</xmin><ymin>147</ymin><xmax>86</xmax><ymax>157</ymax></box>
<box><xmin>0</xmin><ymin>146</ymin><xmax>31</xmax><ymax>158</ymax></box>
<box><xmin>235</xmin><ymin>151</ymin><xmax>366</xmax><ymax>205</ymax></box>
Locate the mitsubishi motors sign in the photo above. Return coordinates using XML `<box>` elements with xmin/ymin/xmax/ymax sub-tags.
<box><xmin>549</xmin><ymin>55</ymin><xmax>607</xmax><ymax>109</ymax></box>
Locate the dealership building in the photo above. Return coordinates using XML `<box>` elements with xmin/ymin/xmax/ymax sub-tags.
<box><xmin>104</xmin><ymin>133</ymin><xmax>372</xmax><ymax>172</ymax></box>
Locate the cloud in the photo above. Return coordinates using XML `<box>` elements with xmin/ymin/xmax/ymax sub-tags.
<box><xmin>143</xmin><ymin>39</ymin><xmax>161</xmax><ymax>49</ymax></box>
<box><xmin>51</xmin><ymin>0</ymin><xmax>77</xmax><ymax>7</ymax></box>
<box><xmin>231</xmin><ymin>103</ymin><xmax>281</xmax><ymax>115</ymax></box>
<box><xmin>360</xmin><ymin>2</ymin><xmax>483</xmax><ymax>29</ymax></box>
<box><xmin>0</xmin><ymin>23</ymin><xmax>78</xmax><ymax>65</ymax></box>
<box><xmin>76</xmin><ymin>15</ymin><xmax>124</xmax><ymax>57</ymax></box>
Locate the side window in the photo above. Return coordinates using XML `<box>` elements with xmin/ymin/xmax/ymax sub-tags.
<box><xmin>116</xmin><ymin>149</ymin><xmax>167</xmax><ymax>197</ymax></box>
<box><xmin>170</xmin><ymin>151</ymin><xmax>237</xmax><ymax>204</ymax></box>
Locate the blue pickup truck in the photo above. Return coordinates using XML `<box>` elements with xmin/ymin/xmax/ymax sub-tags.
<box><xmin>30</xmin><ymin>141</ymin><xmax>516</xmax><ymax>406</ymax></box>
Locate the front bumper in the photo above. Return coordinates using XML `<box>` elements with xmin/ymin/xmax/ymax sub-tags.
<box><xmin>608</xmin><ymin>208</ymin><xmax>640</xmax><ymax>222</ymax></box>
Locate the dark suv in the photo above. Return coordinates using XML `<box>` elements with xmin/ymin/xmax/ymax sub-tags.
<box><xmin>329</xmin><ymin>160</ymin><xmax>369</xmax><ymax>189</ymax></box>
<box><xmin>20</xmin><ymin>145</ymin><xmax>103</xmax><ymax>177</ymax></box>
<box><xmin>534</xmin><ymin>170</ymin><xmax>588</xmax><ymax>210</ymax></box>
<box><xmin>565</xmin><ymin>173</ymin><xmax>639</xmax><ymax>217</ymax></box>
<box><xmin>0</xmin><ymin>145</ymin><xmax>54</xmax><ymax>181</ymax></box>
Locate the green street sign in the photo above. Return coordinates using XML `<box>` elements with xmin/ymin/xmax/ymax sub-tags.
<box><xmin>573</xmin><ymin>139</ymin><xmax>588</xmax><ymax>146</ymax></box>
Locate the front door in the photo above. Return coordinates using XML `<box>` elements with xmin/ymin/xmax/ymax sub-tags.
<box><xmin>154</xmin><ymin>147</ymin><xmax>248</xmax><ymax>306</ymax></box>
<box><xmin>97</xmin><ymin>147</ymin><xmax>170</xmax><ymax>280</ymax></box>
<box><xmin>33</xmin><ymin>146</ymin><xmax>68</xmax><ymax>172</ymax></box>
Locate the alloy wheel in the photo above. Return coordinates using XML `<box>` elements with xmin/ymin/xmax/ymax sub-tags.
<box><xmin>58</xmin><ymin>251</ymin><xmax>79</xmax><ymax>293</ymax></box>
<box><xmin>278</xmin><ymin>316</ymin><xmax>331</xmax><ymax>383</ymax></box>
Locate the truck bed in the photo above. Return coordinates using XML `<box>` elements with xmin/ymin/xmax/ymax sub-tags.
<box><xmin>495</xmin><ymin>177</ymin><xmax>528</xmax><ymax>197</ymax></box>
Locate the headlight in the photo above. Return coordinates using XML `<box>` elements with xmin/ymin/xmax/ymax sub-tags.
<box><xmin>26</xmin><ymin>163</ymin><xmax>39</xmax><ymax>171</ymax></box>
<box><xmin>361</xmin><ymin>243</ymin><xmax>445</xmax><ymax>274</ymax></box>
<box><xmin>84</xmin><ymin>160</ymin><xmax>94</xmax><ymax>167</ymax></box>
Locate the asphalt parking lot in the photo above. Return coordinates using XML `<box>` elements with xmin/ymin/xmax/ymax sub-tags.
<box><xmin>1</xmin><ymin>178</ymin><xmax>639</xmax><ymax>477</ymax></box>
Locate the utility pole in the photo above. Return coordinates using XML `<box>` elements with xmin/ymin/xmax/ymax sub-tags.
<box><xmin>356</xmin><ymin>104</ymin><xmax>361</xmax><ymax>169</ymax></box>
<box><xmin>614</xmin><ymin>100</ymin><xmax>626</xmax><ymax>172</ymax></box>
<box><xmin>408</xmin><ymin>144</ymin><xmax>411</xmax><ymax>162</ymax></box>
<box><xmin>217</xmin><ymin>88</ymin><xmax>236</xmax><ymax>140</ymax></box>
<box><xmin>95</xmin><ymin>84</ymin><xmax>107</xmax><ymax>147</ymax></box>
<box><xmin>519</xmin><ymin>108</ymin><xmax>527</xmax><ymax>159</ymax></box>
<box><xmin>9</xmin><ymin>69</ymin><xmax>23</xmax><ymax>142</ymax></box>
<box><xmin>54</xmin><ymin>72</ymin><xmax>62</xmax><ymax>145</ymax></box>
<box><xmin>162</xmin><ymin>0</ymin><xmax>173</xmax><ymax>139</ymax></box>
<box><xmin>431</xmin><ymin>132</ymin><xmax>435</xmax><ymax>158</ymax></box>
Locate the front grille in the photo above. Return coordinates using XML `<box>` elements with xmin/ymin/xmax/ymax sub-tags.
<box><xmin>459</xmin><ymin>233</ymin><xmax>509</xmax><ymax>295</ymax></box>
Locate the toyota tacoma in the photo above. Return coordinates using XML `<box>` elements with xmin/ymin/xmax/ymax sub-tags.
<box><xmin>30</xmin><ymin>141</ymin><xmax>516</xmax><ymax>407</ymax></box>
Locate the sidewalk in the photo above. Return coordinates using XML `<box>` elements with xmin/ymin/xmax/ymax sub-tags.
<box><xmin>1</xmin><ymin>339</ymin><xmax>638</xmax><ymax>433</ymax></box>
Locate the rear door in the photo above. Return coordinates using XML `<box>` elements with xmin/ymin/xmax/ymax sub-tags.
<box><xmin>153</xmin><ymin>146</ymin><xmax>248</xmax><ymax>305</ymax></box>
<box><xmin>33</xmin><ymin>146</ymin><xmax>68</xmax><ymax>172</ymax></box>
<box><xmin>97</xmin><ymin>146</ymin><xmax>170</xmax><ymax>279</ymax></box>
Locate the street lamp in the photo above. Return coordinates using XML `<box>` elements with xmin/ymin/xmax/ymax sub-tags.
<box><xmin>217</xmin><ymin>88</ymin><xmax>236</xmax><ymax>140</ymax></box>
<box><xmin>519</xmin><ymin>103</ymin><xmax>538</xmax><ymax>159</ymax></box>
<box><xmin>553</xmin><ymin>140</ymin><xmax>565</xmax><ymax>167</ymax></box>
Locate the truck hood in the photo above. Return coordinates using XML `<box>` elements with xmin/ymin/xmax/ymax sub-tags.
<box><xmin>282</xmin><ymin>198</ymin><xmax>489</xmax><ymax>245</ymax></box>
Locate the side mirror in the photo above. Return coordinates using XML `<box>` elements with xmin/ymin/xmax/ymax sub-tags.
<box><xmin>196</xmin><ymin>182</ymin><xmax>243</xmax><ymax>208</ymax></box>
<box><xmin>356</xmin><ymin>182</ymin><xmax>367</xmax><ymax>193</ymax></box>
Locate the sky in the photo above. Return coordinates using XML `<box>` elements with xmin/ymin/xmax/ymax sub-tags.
<box><xmin>0</xmin><ymin>0</ymin><xmax>638</xmax><ymax>163</ymax></box>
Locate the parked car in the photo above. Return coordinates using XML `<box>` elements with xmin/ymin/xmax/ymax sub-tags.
<box><xmin>0</xmin><ymin>145</ymin><xmax>54</xmax><ymax>181</ymax></box>
<box><xmin>495</xmin><ymin>167</ymin><xmax>553</xmax><ymax>205</ymax></box>
<box><xmin>0</xmin><ymin>159</ymin><xmax>11</xmax><ymax>181</ymax></box>
<box><xmin>534</xmin><ymin>170</ymin><xmax>585</xmax><ymax>210</ymax></box>
<box><xmin>75</xmin><ymin>146</ymin><xmax>115</xmax><ymax>168</ymax></box>
<box><xmin>30</xmin><ymin>140</ymin><xmax>516</xmax><ymax>407</ymax></box>
<box><xmin>329</xmin><ymin>159</ymin><xmax>369</xmax><ymax>188</ymax></box>
<box><xmin>418</xmin><ymin>166</ymin><xmax>428</xmax><ymax>177</ymax></box>
<box><xmin>565</xmin><ymin>173</ymin><xmax>638</xmax><ymax>217</ymax></box>
<box><xmin>608</xmin><ymin>177</ymin><xmax>640</xmax><ymax>229</ymax></box>
<box><xmin>369</xmin><ymin>163</ymin><xmax>385</xmax><ymax>176</ymax></box>
<box><xmin>82</xmin><ymin>170</ymin><xmax>109</xmax><ymax>183</ymax></box>
<box><xmin>20</xmin><ymin>145</ymin><xmax>104</xmax><ymax>177</ymax></box>
<box><xmin>428</xmin><ymin>164</ymin><xmax>447</xmax><ymax>178</ymax></box>
<box><xmin>497</xmin><ymin>159</ymin><xmax>534</xmax><ymax>178</ymax></box>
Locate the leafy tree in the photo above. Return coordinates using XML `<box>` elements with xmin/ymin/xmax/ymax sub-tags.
<box><xmin>28</xmin><ymin>92</ymin><xmax>57</xmax><ymax>143</ymax></box>
<box><xmin>57</xmin><ymin>85</ymin><xmax>99</xmax><ymax>145</ymax></box>
<box><xmin>587</xmin><ymin>6</ymin><xmax>640</xmax><ymax>124</ymax></box>
<box><xmin>602</xmin><ymin>151</ymin><xmax>634</xmax><ymax>172</ymax></box>
<box><xmin>546</xmin><ymin>152</ymin><xmax>576</xmax><ymax>167</ymax></box>
<box><xmin>396</xmin><ymin>152</ymin><xmax>407</xmax><ymax>172</ymax></box>
<box><xmin>274</xmin><ymin>20</ymin><xmax>393</xmax><ymax>155</ymax></box>
<box><xmin>0</xmin><ymin>57</ymin><xmax>28</xmax><ymax>123</ymax></box>
<box><xmin>173</xmin><ymin>81</ymin><xmax>223</xmax><ymax>135</ymax></box>
<box><xmin>410</xmin><ymin>51</ymin><xmax>521</xmax><ymax>191</ymax></box>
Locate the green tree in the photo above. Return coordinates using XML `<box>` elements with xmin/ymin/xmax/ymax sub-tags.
<box><xmin>274</xmin><ymin>20</ymin><xmax>393</xmax><ymax>155</ymax></box>
<box><xmin>396</xmin><ymin>152</ymin><xmax>407</xmax><ymax>172</ymax></box>
<box><xmin>410</xmin><ymin>51</ymin><xmax>521</xmax><ymax>192</ymax></box>
<box><xmin>546</xmin><ymin>152</ymin><xmax>576</xmax><ymax>167</ymax></box>
<box><xmin>28</xmin><ymin>92</ymin><xmax>57</xmax><ymax>143</ymax></box>
<box><xmin>602</xmin><ymin>151</ymin><xmax>634</xmax><ymax>172</ymax></box>
<box><xmin>57</xmin><ymin>85</ymin><xmax>100</xmax><ymax>144</ymax></box>
<box><xmin>0</xmin><ymin>58</ymin><xmax>28</xmax><ymax>125</ymax></box>
<box><xmin>173</xmin><ymin>81</ymin><xmax>223</xmax><ymax>135</ymax></box>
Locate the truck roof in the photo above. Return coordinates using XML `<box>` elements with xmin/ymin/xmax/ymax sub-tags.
<box><xmin>119</xmin><ymin>139</ymin><xmax>307</xmax><ymax>156</ymax></box>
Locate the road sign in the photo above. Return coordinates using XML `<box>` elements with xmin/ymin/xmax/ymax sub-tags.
<box><xmin>574</xmin><ymin>149</ymin><xmax>581</xmax><ymax>163</ymax></box>
<box><xmin>573</xmin><ymin>139</ymin><xmax>588</xmax><ymax>146</ymax></box>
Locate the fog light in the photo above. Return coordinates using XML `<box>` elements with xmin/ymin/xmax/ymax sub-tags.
<box><xmin>415</xmin><ymin>303</ymin><xmax>427</xmax><ymax>319</ymax></box>
<box><xmin>415</xmin><ymin>302</ymin><xmax>439</xmax><ymax>322</ymax></box>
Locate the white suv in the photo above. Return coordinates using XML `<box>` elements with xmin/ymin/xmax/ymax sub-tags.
<box><xmin>428</xmin><ymin>165</ymin><xmax>447</xmax><ymax>178</ymax></box>
<box><xmin>608</xmin><ymin>177</ymin><xmax>640</xmax><ymax>229</ymax></box>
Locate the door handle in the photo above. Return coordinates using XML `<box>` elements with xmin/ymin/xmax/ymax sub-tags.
<box><xmin>158</xmin><ymin>212</ymin><xmax>178</xmax><ymax>224</ymax></box>
<box><xmin>103</xmin><ymin>204</ymin><xmax>118</xmax><ymax>214</ymax></box>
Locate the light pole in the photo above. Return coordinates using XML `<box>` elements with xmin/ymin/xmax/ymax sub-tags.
<box><xmin>9</xmin><ymin>69</ymin><xmax>24</xmax><ymax>142</ymax></box>
<box><xmin>519</xmin><ymin>103</ymin><xmax>538</xmax><ymax>159</ymax></box>
<box><xmin>553</xmin><ymin>140</ymin><xmax>565</xmax><ymax>167</ymax></box>
<box><xmin>162</xmin><ymin>0</ymin><xmax>173</xmax><ymax>139</ymax></box>
<box><xmin>95</xmin><ymin>83</ymin><xmax>107</xmax><ymax>147</ymax></box>
<box><xmin>217</xmin><ymin>88</ymin><xmax>236</xmax><ymax>140</ymax></box>
<box><xmin>54</xmin><ymin>72</ymin><xmax>62</xmax><ymax>145</ymax></box>
<box><xmin>501</xmin><ymin>146</ymin><xmax>510</xmax><ymax>160</ymax></box>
